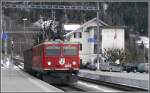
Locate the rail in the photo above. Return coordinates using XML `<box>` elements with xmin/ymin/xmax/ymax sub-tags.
<box><xmin>79</xmin><ymin>76</ymin><xmax>148</xmax><ymax>91</ymax></box>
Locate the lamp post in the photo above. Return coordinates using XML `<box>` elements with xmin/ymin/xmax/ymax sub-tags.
<box><xmin>138</xmin><ymin>40</ymin><xmax>146</xmax><ymax>64</ymax></box>
<box><xmin>141</xmin><ymin>41</ymin><xmax>145</xmax><ymax>63</ymax></box>
<box><xmin>97</xmin><ymin>2</ymin><xmax>100</xmax><ymax>70</ymax></box>
<box><xmin>22</xmin><ymin>18</ymin><xmax>28</xmax><ymax>49</ymax></box>
<box><xmin>0</xmin><ymin>1</ymin><xmax>3</xmax><ymax>64</ymax></box>
<box><xmin>144</xmin><ymin>45</ymin><xmax>145</xmax><ymax>63</ymax></box>
<box><xmin>23</xmin><ymin>18</ymin><xmax>28</xmax><ymax>38</ymax></box>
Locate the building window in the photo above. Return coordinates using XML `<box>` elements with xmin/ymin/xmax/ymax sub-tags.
<box><xmin>94</xmin><ymin>44</ymin><xmax>97</xmax><ymax>54</ymax></box>
<box><xmin>79</xmin><ymin>32</ymin><xmax>82</xmax><ymax>38</ymax></box>
<box><xmin>74</xmin><ymin>33</ymin><xmax>76</xmax><ymax>38</ymax></box>
<box><xmin>74</xmin><ymin>32</ymin><xmax>82</xmax><ymax>38</ymax></box>
<box><xmin>80</xmin><ymin>44</ymin><xmax>82</xmax><ymax>51</ymax></box>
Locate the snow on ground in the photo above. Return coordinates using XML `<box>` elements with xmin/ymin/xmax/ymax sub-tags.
<box><xmin>1</xmin><ymin>58</ymin><xmax>15</xmax><ymax>69</ymax></box>
<box><xmin>1</xmin><ymin>58</ymin><xmax>10</xmax><ymax>68</ymax></box>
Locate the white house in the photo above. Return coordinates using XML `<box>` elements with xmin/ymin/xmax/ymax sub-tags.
<box><xmin>101</xmin><ymin>27</ymin><xmax>125</xmax><ymax>53</ymax></box>
<box><xmin>65</xmin><ymin>18</ymin><xmax>125</xmax><ymax>65</ymax></box>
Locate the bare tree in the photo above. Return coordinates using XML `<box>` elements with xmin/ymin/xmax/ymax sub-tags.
<box><xmin>102</xmin><ymin>48</ymin><xmax>126</xmax><ymax>64</ymax></box>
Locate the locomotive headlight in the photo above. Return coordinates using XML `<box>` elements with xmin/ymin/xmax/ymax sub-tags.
<box><xmin>73</xmin><ymin>61</ymin><xmax>76</xmax><ymax>65</ymax></box>
<box><xmin>47</xmin><ymin>61</ymin><xmax>51</xmax><ymax>66</ymax></box>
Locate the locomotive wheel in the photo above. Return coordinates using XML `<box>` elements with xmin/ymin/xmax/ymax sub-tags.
<box><xmin>32</xmin><ymin>71</ymin><xmax>37</xmax><ymax>77</ymax></box>
<box><xmin>39</xmin><ymin>73</ymin><xmax>43</xmax><ymax>80</ymax></box>
<box><xmin>36</xmin><ymin>73</ymin><xmax>43</xmax><ymax>80</ymax></box>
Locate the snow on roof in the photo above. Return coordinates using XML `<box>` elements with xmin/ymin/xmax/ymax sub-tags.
<box><xmin>64</xmin><ymin>24</ymin><xmax>81</xmax><ymax>31</ymax></box>
<box><xmin>64</xmin><ymin>18</ymin><xmax>109</xmax><ymax>37</ymax></box>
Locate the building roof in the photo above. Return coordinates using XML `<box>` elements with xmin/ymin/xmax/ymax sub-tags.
<box><xmin>64</xmin><ymin>18</ymin><xmax>109</xmax><ymax>37</ymax></box>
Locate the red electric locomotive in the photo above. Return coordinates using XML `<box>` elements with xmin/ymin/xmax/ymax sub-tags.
<box><xmin>24</xmin><ymin>40</ymin><xmax>80</xmax><ymax>84</ymax></box>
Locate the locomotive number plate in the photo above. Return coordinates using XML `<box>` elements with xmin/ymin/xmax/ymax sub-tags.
<box><xmin>65</xmin><ymin>64</ymin><xmax>72</xmax><ymax>68</ymax></box>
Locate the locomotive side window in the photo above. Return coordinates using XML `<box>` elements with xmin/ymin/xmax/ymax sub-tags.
<box><xmin>63</xmin><ymin>46</ymin><xmax>78</xmax><ymax>56</ymax></box>
<box><xmin>46</xmin><ymin>46</ymin><xmax>60</xmax><ymax>56</ymax></box>
<box><xmin>39</xmin><ymin>47</ymin><xmax>42</xmax><ymax>56</ymax></box>
<box><xmin>33</xmin><ymin>49</ymin><xmax>36</xmax><ymax>56</ymax></box>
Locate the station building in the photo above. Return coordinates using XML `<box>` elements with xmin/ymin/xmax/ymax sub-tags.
<box><xmin>65</xmin><ymin>18</ymin><xmax>125</xmax><ymax>65</ymax></box>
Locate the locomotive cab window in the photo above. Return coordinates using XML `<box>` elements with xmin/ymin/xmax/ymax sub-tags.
<box><xmin>63</xmin><ymin>46</ymin><xmax>78</xmax><ymax>56</ymax></box>
<box><xmin>46</xmin><ymin>46</ymin><xmax>61</xmax><ymax>56</ymax></box>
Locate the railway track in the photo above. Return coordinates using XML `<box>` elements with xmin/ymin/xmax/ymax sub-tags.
<box><xmin>52</xmin><ymin>84</ymin><xmax>86</xmax><ymax>91</ymax></box>
<box><xmin>79</xmin><ymin>76</ymin><xmax>148</xmax><ymax>91</ymax></box>
<box><xmin>13</xmin><ymin>58</ymin><xmax>148</xmax><ymax>92</ymax></box>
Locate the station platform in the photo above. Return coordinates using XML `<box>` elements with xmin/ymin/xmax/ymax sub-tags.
<box><xmin>79</xmin><ymin>69</ymin><xmax>149</xmax><ymax>90</ymax></box>
<box><xmin>1</xmin><ymin>66</ymin><xmax>63</xmax><ymax>92</ymax></box>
